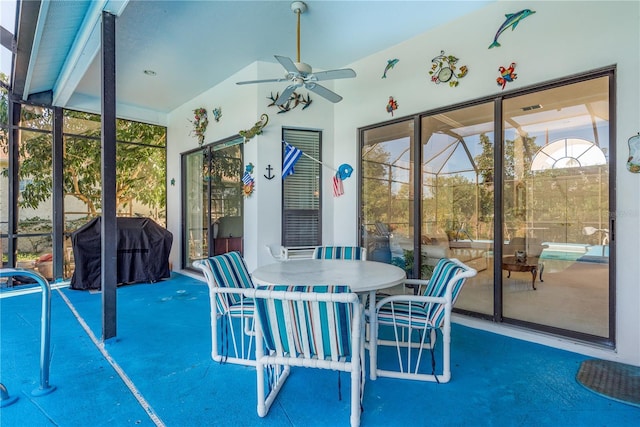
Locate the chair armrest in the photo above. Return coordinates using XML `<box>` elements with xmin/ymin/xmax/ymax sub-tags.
<box><xmin>403</xmin><ymin>278</ymin><xmax>430</xmax><ymax>295</ymax></box>
<box><xmin>375</xmin><ymin>293</ymin><xmax>447</xmax><ymax>311</ymax></box>
<box><xmin>209</xmin><ymin>286</ymin><xmax>253</xmax><ymax>296</ymax></box>
<box><xmin>404</xmin><ymin>279</ymin><xmax>430</xmax><ymax>287</ymax></box>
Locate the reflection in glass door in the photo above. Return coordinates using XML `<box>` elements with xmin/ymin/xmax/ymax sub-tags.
<box><xmin>183</xmin><ymin>150</ymin><xmax>206</xmax><ymax>267</ymax></box>
<box><xmin>182</xmin><ymin>137</ymin><xmax>243</xmax><ymax>269</ymax></box>
<box><xmin>361</xmin><ymin>120</ymin><xmax>415</xmax><ymax>277</ymax></box>
<box><xmin>421</xmin><ymin>103</ymin><xmax>495</xmax><ymax>316</ymax></box>
<box><xmin>501</xmin><ymin>76</ymin><xmax>611</xmax><ymax>339</ymax></box>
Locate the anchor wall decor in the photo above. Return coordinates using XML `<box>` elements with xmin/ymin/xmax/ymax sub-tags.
<box><xmin>264</xmin><ymin>164</ymin><xmax>276</xmax><ymax>180</ymax></box>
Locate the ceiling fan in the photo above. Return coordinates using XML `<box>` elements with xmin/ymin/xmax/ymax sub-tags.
<box><xmin>236</xmin><ymin>1</ymin><xmax>356</xmax><ymax>106</ymax></box>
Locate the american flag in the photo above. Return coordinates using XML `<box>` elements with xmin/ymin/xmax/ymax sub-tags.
<box><xmin>333</xmin><ymin>174</ymin><xmax>344</xmax><ymax>197</ymax></box>
<box><xmin>282</xmin><ymin>143</ymin><xmax>303</xmax><ymax>178</ymax></box>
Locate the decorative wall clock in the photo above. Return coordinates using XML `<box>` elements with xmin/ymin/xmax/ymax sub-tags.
<box><xmin>429</xmin><ymin>50</ymin><xmax>468</xmax><ymax>87</ymax></box>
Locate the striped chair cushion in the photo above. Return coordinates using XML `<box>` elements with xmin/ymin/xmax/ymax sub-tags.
<box><xmin>313</xmin><ymin>246</ymin><xmax>365</xmax><ymax>260</ymax></box>
<box><xmin>204</xmin><ymin>251</ymin><xmax>254</xmax><ymax>313</ymax></box>
<box><xmin>377</xmin><ymin>258</ymin><xmax>466</xmax><ymax>329</ymax></box>
<box><xmin>425</xmin><ymin>259</ymin><xmax>465</xmax><ymax>326</ymax></box>
<box><xmin>227</xmin><ymin>298</ymin><xmax>255</xmax><ymax>318</ymax></box>
<box><xmin>376</xmin><ymin>301</ymin><xmax>432</xmax><ymax>328</ymax></box>
<box><xmin>255</xmin><ymin>285</ymin><xmax>353</xmax><ymax>361</ymax></box>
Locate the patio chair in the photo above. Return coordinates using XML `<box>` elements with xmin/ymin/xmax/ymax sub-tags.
<box><xmin>192</xmin><ymin>251</ymin><xmax>256</xmax><ymax>366</ymax></box>
<box><xmin>265</xmin><ymin>244</ymin><xmax>289</xmax><ymax>261</ymax></box>
<box><xmin>251</xmin><ymin>285</ymin><xmax>365</xmax><ymax>427</ymax></box>
<box><xmin>369</xmin><ymin>258</ymin><xmax>476</xmax><ymax>383</ymax></box>
<box><xmin>313</xmin><ymin>246</ymin><xmax>367</xmax><ymax>260</ymax></box>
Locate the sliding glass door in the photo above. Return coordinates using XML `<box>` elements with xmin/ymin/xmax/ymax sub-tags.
<box><xmin>360</xmin><ymin>69</ymin><xmax>614</xmax><ymax>345</ymax></box>
<box><xmin>182</xmin><ymin>136</ymin><xmax>244</xmax><ymax>270</ymax></box>
<box><xmin>501</xmin><ymin>77</ymin><xmax>611</xmax><ymax>340</ymax></box>
<box><xmin>421</xmin><ymin>103</ymin><xmax>496</xmax><ymax>316</ymax></box>
<box><xmin>361</xmin><ymin>120</ymin><xmax>415</xmax><ymax>276</ymax></box>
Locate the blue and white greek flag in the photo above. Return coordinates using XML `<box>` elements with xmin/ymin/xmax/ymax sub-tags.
<box><xmin>242</xmin><ymin>171</ymin><xmax>254</xmax><ymax>185</ymax></box>
<box><xmin>282</xmin><ymin>142</ymin><xmax>303</xmax><ymax>179</ymax></box>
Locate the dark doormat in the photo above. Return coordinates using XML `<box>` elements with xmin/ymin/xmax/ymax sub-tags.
<box><xmin>576</xmin><ymin>359</ymin><xmax>640</xmax><ymax>408</ymax></box>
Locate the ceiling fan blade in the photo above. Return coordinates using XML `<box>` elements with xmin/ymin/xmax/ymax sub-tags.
<box><xmin>275</xmin><ymin>84</ymin><xmax>298</xmax><ymax>106</ymax></box>
<box><xmin>311</xmin><ymin>68</ymin><xmax>357</xmax><ymax>82</ymax></box>
<box><xmin>305</xmin><ymin>83</ymin><xmax>343</xmax><ymax>103</ymax></box>
<box><xmin>275</xmin><ymin>55</ymin><xmax>300</xmax><ymax>75</ymax></box>
<box><xmin>236</xmin><ymin>78</ymin><xmax>286</xmax><ymax>85</ymax></box>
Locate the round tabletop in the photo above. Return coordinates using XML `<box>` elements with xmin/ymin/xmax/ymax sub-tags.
<box><xmin>252</xmin><ymin>259</ymin><xmax>406</xmax><ymax>293</ymax></box>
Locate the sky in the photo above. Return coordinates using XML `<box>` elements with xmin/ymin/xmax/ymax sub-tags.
<box><xmin>1</xmin><ymin>0</ymin><xmax>16</xmax><ymax>77</ymax></box>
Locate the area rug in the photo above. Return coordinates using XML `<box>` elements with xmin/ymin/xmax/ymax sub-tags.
<box><xmin>576</xmin><ymin>359</ymin><xmax>640</xmax><ymax>408</ymax></box>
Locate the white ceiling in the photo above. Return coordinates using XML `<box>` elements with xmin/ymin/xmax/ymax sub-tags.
<box><xmin>16</xmin><ymin>0</ymin><xmax>494</xmax><ymax>120</ymax></box>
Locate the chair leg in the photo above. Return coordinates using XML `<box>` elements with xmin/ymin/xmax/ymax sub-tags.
<box><xmin>440</xmin><ymin>320</ymin><xmax>451</xmax><ymax>383</ymax></box>
<box><xmin>370</xmin><ymin>315</ymin><xmax>378</xmax><ymax>380</ymax></box>
<box><xmin>350</xmin><ymin>367</ymin><xmax>362</xmax><ymax>427</ymax></box>
<box><xmin>257</xmin><ymin>361</ymin><xmax>290</xmax><ymax>417</ymax></box>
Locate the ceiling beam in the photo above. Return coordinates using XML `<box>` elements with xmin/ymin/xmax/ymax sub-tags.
<box><xmin>21</xmin><ymin>0</ymin><xmax>50</xmax><ymax>100</ymax></box>
<box><xmin>0</xmin><ymin>25</ymin><xmax>15</xmax><ymax>52</ymax></box>
<box><xmin>52</xmin><ymin>0</ymin><xmax>129</xmax><ymax>107</ymax></box>
<box><xmin>11</xmin><ymin>0</ymin><xmax>41</xmax><ymax>97</ymax></box>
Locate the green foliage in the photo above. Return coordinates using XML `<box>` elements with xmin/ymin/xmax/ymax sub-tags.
<box><xmin>395</xmin><ymin>249</ymin><xmax>434</xmax><ymax>279</ymax></box>
<box><xmin>362</xmin><ymin>143</ymin><xmax>411</xmax><ymax>231</ymax></box>
<box><xmin>1</xmin><ymin>73</ymin><xmax>8</xmax><ymax>150</ymax></box>
<box><xmin>206</xmin><ymin>145</ymin><xmax>243</xmax><ymax>186</ymax></box>
<box><xmin>4</xmin><ymin>106</ymin><xmax>167</xmax><ymax>217</ymax></box>
<box><xmin>476</xmin><ymin>133</ymin><xmax>493</xmax><ymax>184</ymax></box>
<box><xmin>0</xmin><ymin>73</ymin><xmax>9</xmax><ymax>127</ymax></box>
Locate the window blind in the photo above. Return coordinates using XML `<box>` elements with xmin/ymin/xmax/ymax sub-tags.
<box><xmin>282</xmin><ymin>128</ymin><xmax>321</xmax><ymax>246</ymax></box>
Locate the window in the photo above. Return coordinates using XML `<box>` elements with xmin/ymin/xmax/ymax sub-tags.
<box><xmin>360</xmin><ymin>69</ymin><xmax>614</xmax><ymax>347</ymax></box>
<box><xmin>282</xmin><ymin>128</ymin><xmax>321</xmax><ymax>247</ymax></box>
<box><xmin>531</xmin><ymin>138</ymin><xmax>606</xmax><ymax>171</ymax></box>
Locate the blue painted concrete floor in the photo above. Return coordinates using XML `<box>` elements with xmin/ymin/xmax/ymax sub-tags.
<box><xmin>1</xmin><ymin>273</ymin><xmax>638</xmax><ymax>426</ymax></box>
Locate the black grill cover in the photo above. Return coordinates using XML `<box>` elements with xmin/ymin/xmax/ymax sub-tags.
<box><xmin>70</xmin><ymin>217</ymin><xmax>173</xmax><ymax>290</ymax></box>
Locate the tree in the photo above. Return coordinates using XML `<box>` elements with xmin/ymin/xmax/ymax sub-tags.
<box><xmin>2</xmin><ymin>103</ymin><xmax>167</xmax><ymax>220</ymax></box>
<box><xmin>1</xmin><ymin>73</ymin><xmax>8</xmax><ymax>149</ymax></box>
<box><xmin>362</xmin><ymin>143</ymin><xmax>394</xmax><ymax>226</ymax></box>
<box><xmin>472</xmin><ymin>132</ymin><xmax>540</xmax><ymax>236</ymax></box>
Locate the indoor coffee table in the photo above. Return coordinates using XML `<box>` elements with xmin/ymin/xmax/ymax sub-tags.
<box><xmin>502</xmin><ymin>256</ymin><xmax>544</xmax><ymax>290</ymax></box>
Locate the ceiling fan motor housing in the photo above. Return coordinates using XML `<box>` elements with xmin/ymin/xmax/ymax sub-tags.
<box><xmin>291</xmin><ymin>1</ymin><xmax>307</xmax><ymax>14</ymax></box>
<box><xmin>294</xmin><ymin>62</ymin><xmax>312</xmax><ymax>75</ymax></box>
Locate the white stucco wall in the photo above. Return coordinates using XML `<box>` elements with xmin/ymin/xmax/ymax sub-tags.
<box><xmin>166</xmin><ymin>60</ymin><xmax>336</xmax><ymax>271</ymax></box>
<box><xmin>166</xmin><ymin>1</ymin><xmax>639</xmax><ymax>365</ymax></box>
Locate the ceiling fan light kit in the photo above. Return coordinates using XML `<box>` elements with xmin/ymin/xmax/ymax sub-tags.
<box><xmin>236</xmin><ymin>1</ymin><xmax>356</xmax><ymax>106</ymax></box>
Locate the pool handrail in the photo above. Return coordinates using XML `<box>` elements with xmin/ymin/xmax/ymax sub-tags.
<box><xmin>0</xmin><ymin>268</ymin><xmax>56</xmax><ymax>398</ymax></box>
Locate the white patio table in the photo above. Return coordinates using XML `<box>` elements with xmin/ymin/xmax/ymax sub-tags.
<box><xmin>252</xmin><ymin>258</ymin><xmax>406</xmax><ymax>317</ymax></box>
